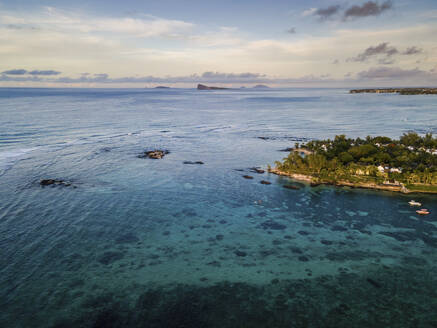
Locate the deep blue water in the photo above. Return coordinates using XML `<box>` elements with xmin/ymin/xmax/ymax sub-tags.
<box><xmin>1</xmin><ymin>87</ymin><xmax>437</xmax><ymax>327</ymax></box>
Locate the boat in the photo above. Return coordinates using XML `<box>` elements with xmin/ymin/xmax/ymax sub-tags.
<box><xmin>409</xmin><ymin>200</ymin><xmax>422</xmax><ymax>206</ymax></box>
<box><xmin>416</xmin><ymin>209</ymin><xmax>430</xmax><ymax>215</ymax></box>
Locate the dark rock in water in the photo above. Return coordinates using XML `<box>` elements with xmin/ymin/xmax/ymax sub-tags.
<box><xmin>260</xmin><ymin>220</ymin><xmax>286</xmax><ymax>230</ymax></box>
<box><xmin>326</xmin><ymin>250</ymin><xmax>375</xmax><ymax>262</ymax></box>
<box><xmin>298</xmin><ymin>256</ymin><xmax>309</xmax><ymax>262</ymax></box>
<box><xmin>235</xmin><ymin>250</ymin><xmax>247</xmax><ymax>257</ymax></box>
<box><xmin>310</xmin><ymin>183</ymin><xmax>321</xmax><ymax>187</ymax></box>
<box><xmin>283</xmin><ymin>184</ymin><xmax>300</xmax><ymax>190</ymax></box>
<box><xmin>402</xmin><ymin>256</ymin><xmax>427</xmax><ymax>266</ymax></box>
<box><xmin>250</xmin><ymin>167</ymin><xmax>265</xmax><ymax>174</ymax></box>
<box><xmin>366</xmin><ymin>278</ymin><xmax>382</xmax><ymax>289</ymax></box>
<box><xmin>40</xmin><ymin>179</ymin><xmax>59</xmax><ymax>186</ymax></box>
<box><xmin>258</xmin><ymin>136</ymin><xmax>270</xmax><ymax>140</ymax></box>
<box><xmin>181</xmin><ymin>208</ymin><xmax>197</xmax><ymax>217</ymax></box>
<box><xmin>183</xmin><ymin>161</ymin><xmax>204</xmax><ymax>165</ymax></box>
<box><xmin>260</xmin><ymin>180</ymin><xmax>271</xmax><ymax>185</ymax></box>
<box><xmin>98</xmin><ymin>251</ymin><xmax>124</xmax><ymax>265</ymax></box>
<box><xmin>243</xmin><ymin>175</ymin><xmax>254</xmax><ymax>179</ymax></box>
<box><xmin>115</xmin><ymin>232</ymin><xmax>139</xmax><ymax>244</ymax></box>
<box><xmin>331</xmin><ymin>225</ymin><xmax>348</xmax><ymax>232</ymax></box>
<box><xmin>138</xmin><ymin>150</ymin><xmax>169</xmax><ymax>159</ymax></box>
<box><xmin>379</xmin><ymin>231</ymin><xmax>416</xmax><ymax>242</ymax></box>
<box><xmin>65</xmin><ymin>264</ymin><xmax>437</xmax><ymax>328</ymax></box>
<box><xmin>290</xmin><ymin>247</ymin><xmax>303</xmax><ymax>254</ymax></box>
<box><xmin>40</xmin><ymin>179</ymin><xmax>72</xmax><ymax>187</ymax></box>
<box><xmin>279</xmin><ymin>147</ymin><xmax>294</xmax><ymax>152</ymax></box>
<box><xmin>207</xmin><ymin>261</ymin><xmax>221</xmax><ymax>267</ymax></box>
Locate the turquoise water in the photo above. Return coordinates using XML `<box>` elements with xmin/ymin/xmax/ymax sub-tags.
<box><xmin>0</xmin><ymin>87</ymin><xmax>436</xmax><ymax>327</ymax></box>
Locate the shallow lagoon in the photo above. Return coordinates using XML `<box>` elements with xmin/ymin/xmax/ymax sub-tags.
<box><xmin>0</xmin><ymin>88</ymin><xmax>436</xmax><ymax>327</ymax></box>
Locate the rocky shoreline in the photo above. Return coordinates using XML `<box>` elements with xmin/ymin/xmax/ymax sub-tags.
<box><xmin>267</xmin><ymin>168</ymin><xmax>425</xmax><ymax>194</ymax></box>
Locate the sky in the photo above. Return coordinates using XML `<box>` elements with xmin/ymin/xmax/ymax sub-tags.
<box><xmin>0</xmin><ymin>0</ymin><xmax>437</xmax><ymax>87</ymax></box>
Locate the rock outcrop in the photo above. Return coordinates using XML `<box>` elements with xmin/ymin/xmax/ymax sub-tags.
<box><xmin>197</xmin><ymin>84</ymin><xmax>229</xmax><ymax>90</ymax></box>
<box><xmin>250</xmin><ymin>167</ymin><xmax>265</xmax><ymax>174</ymax></box>
<box><xmin>138</xmin><ymin>150</ymin><xmax>169</xmax><ymax>159</ymax></box>
<box><xmin>40</xmin><ymin>179</ymin><xmax>72</xmax><ymax>187</ymax></box>
<box><xmin>183</xmin><ymin>161</ymin><xmax>204</xmax><ymax>165</ymax></box>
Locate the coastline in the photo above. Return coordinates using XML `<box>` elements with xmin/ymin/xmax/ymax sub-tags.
<box><xmin>268</xmin><ymin>168</ymin><xmax>437</xmax><ymax>194</ymax></box>
<box><xmin>350</xmin><ymin>88</ymin><xmax>437</xmax><ymax>95</ymax></box>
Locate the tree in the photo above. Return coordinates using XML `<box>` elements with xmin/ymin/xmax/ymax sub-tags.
<box><xmin>400</xmin><ymin>132</ymin><xmax>421</xmax><ymax>147</ymax></box>
<box><xmin>339</xmin><ymin>152</ymin><xmax>354</xmax><ymax>164</ymax></box>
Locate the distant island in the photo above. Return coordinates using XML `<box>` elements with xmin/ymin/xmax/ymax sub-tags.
<box><xmin>197</xmin><ymin>84</ymin><xmax>229</xmax><ymax>90</ymax></box>
<box><xmin>252</xmin><ymin>84</ymin><xmax>270</xmax><ymax>89</ymax></box>
<box><xmin>350</xmin><ymin>88</ymin><xmax>437</xmax><ymax>95</ymax></box>
<box><xmin>270</xmin><ymin>133</ymin><xmax>437</xmax><ymax>194</ymax></box>
<box><xmin>154</xmin><ymin>86</ymin><xmax>171</xmax><ymax>89</ymax></box>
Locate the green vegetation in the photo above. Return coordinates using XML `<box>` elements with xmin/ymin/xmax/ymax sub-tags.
<box><xmin>275</xmin><ymin>133</ymin><xmax>437</xmax><ymax>192</ymax></box>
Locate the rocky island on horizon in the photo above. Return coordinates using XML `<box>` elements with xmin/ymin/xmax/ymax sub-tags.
<box><xmin>197</xmin><ymin>84</ymin><xmax>230</xmax><ymax>90</ymax></box>
<box><xmin>252</xmin><ymin>84</ymin><xmax>270</xmax><ymax>89</ymax></box>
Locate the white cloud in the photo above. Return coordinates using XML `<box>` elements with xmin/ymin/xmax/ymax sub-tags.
<box><xmin>0</xmin><ymin>7</ymin><xmax>195</xmax><ymax>38</ymax></box>
<box><xmin>302</xmin><ymin>8</ymin><xmax>317</xmax><ymax>17</ymax></box>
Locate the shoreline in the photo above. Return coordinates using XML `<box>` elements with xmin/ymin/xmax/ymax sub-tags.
<box><xmin>268</xmin><ymin>168</ymin><xmax>437</xmax><ymax>194</ymax></box>
<box><xmin>350</xmin><ymin>88</ymin><xmax>437</xmax><ymax>95</ymax></box>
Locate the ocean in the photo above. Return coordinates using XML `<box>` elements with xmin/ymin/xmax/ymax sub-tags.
<box><xmin>1</xmin><ymin>87</ymin><xmax>436</xmax><ymax>327</ymax></box>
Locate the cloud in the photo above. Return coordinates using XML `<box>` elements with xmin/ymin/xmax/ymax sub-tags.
<box><xmin>200</xmin><ymin>72</ymin><xmax>264</xmax><ymax>80</ymax></box>
<box><xmin>307</xmin><ymin>1</ymin><xmax>393</xmax><ymax>22</ymax></box>
<box><xmin>0</xmin><ymin>71</ymin><xmax>268</xmax><ymax>84</ymax></box>
<box><xmin>349</xmin><ymin>43</ymin><xmax>425</xmax><ymax>63</ymax></box>
<box><xmin>356</xmin><ymin>66</ymin><xmax>436</xmax><ymax>79</ymax></box>
<box><xmin>2</xmin><ymin>68</ymin><xmax>436</xmax><ymax>87</ymax></box>
<box><xmin>2</xmin><ymin>69</ymin><xmax>27</xmax><ymax>75</ymax></box>
<box><xmin>0</xmin><ymin>7</ymin><xmax>195</xmax><ymax>39</ymax></box>
<box><xmin>1</xmin><ymin>69</ymin><xmax>61</xmax><ymax>75</ymax></box>
<box><xmin>403</xmin><ymin>46</ymin><xmax>423</xmax><ymax>55</ymax></box>
<box><xmin>378</xmin><ymin>58</ymin><xmax>395</xmax><ymax>65</ymax></box>
<box><xmin>344</xmin><ymin>1</ymin><xmax>392</xmax><ymax>20</ymax></box>
<box><xmin>287</xmin><ymin>27</ymin><xmax>296</xmax><ymax>34</ymax></box>
<box><xmin>0</xmin><ymin>71</ymin><xmax>332</xmax><ymax>85</ymax></box>
<box><xmin>313</xmin><ymin>5</ymin><xmax>341</xmax><ymax>20</ymax></box>
<box><xmin>29</xmin><ymin>70</ymin><xmax>61</xmax><ymax>75</ymax></box>
<box><xmin>302</xmin><ymin>8</ymin><xmax>317</xmax><ymax>17</ymax></box>
<box><xmin>350</xmin><ymin>42</ymin><xmax>398</xmax><ymax>62</ymax></box>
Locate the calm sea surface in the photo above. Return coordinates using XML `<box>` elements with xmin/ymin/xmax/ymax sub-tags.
<box><xmin>1</xmin><ymin>87</ymin><xmax>436</xmax><ymax>327</ymax></box>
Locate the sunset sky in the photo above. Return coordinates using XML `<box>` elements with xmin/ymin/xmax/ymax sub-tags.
<box><xmin>1</xmin><ymin>0</ymin><xmax>437</xmax><ymax>87</ymax></box>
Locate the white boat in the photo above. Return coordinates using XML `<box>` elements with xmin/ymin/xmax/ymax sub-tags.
<box><xmin>409</xmin><ymin>200</ymin><xmax>422</xmax><ymax>206</ymax></box>
<box><xmin>416</xmin><ymin>209</ymin><xmax>430</xmax><ymax>215</ymax></box>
